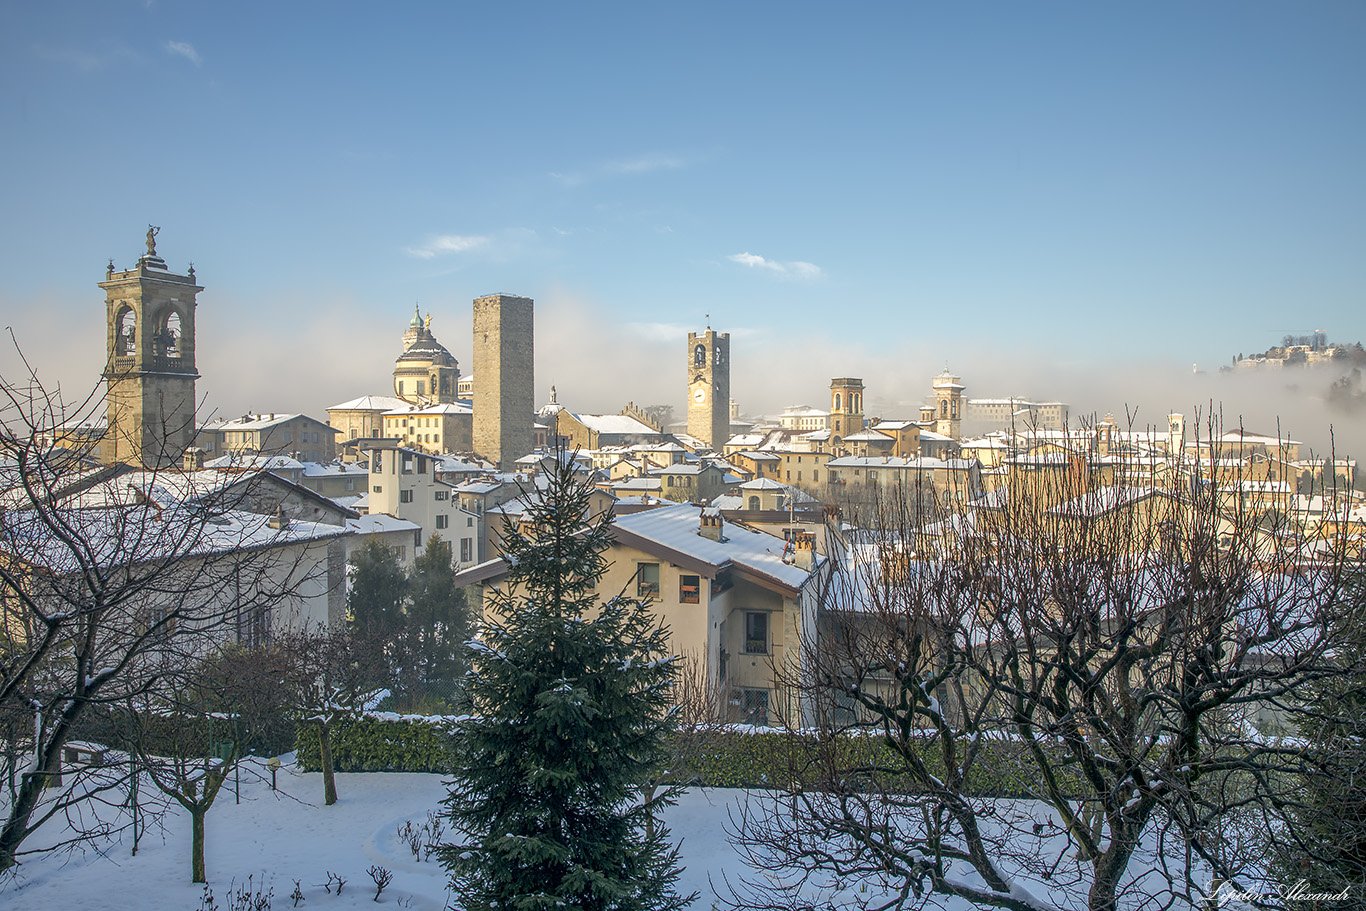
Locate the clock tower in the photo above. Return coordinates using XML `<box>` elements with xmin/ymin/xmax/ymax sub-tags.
<box><xmin>686</xmin><ymin>328</ymin><xmax>729</xmax><ymax>450</ymax></box>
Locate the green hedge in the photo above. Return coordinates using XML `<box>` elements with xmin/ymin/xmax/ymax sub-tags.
<box><xmin>295</xmin><ymin>715</ymin><xmax>458</xmax><ymax>773</ymax></box>
<box><xmin>669</xmin><ymin>730</ymin><xmax>1082</xmax><ymax>798</ymax></box>
<box><xmin>296</xmin><ymin>718</ymin><xmax>1082</xmax><ymax>798</ymax></box>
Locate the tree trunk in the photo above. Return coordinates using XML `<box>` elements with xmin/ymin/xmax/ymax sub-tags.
<box><xmin>191</xmin><ymin>806</ymin><xmax>206</xmax><ymax>883</ymax></box>
<box><xmin>0</xmin><ymin>729</ymin><xmax>70</xmax><ymax>873</ymax></box>
<box><xmin>319</xmin><ymin>722</ymin><xmax>337</xmax><ymax>806</ymax></box>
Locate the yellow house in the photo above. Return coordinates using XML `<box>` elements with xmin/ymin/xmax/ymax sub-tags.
<box><xmin>456</xmin><ymin>503</ymin><xmax>825</xmax><ymax>726</ymax></box>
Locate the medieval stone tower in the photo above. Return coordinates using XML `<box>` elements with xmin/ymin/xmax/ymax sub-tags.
<box><xmin>686</xmin><ymin>328</ymin><xmax>730</xmax><ymax>450</ymax></box>
<box><xmin>472</xmin><ymin>293</ymin><xmax>534</xmax><ymax>470</ymax></box>
<box><xmin>100</xmin><ymin>228</ymin><xmax>200</xmax><ymax>469</ymax></box>
<box><xmin>829</xmin><ymin>377</ymin><xmax>865</xmax><ymax>451</ymax></box>
<box><xmin>931</xmin><ymin>367</ymin><xmax>964</xmax><ymax>441</ymax></box>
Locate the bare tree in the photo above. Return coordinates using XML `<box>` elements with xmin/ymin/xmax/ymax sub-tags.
<box><xmin>281</xmin><ymin>627</ymin><xmax>391</xmax><ymax>806</ymax></box>
<box><xmin>123</xmin><ymin>645</ymin><xmax>288</xmax><ymax>883</ymax></box>
<box><xmin>0</xmin><ymin>360</ymin><xmax>346</xmax><ymax>876</ymax></box>
<box><xmin>727</xmin><ymin>418</ymin><xmax>1357</xmax><ymax>911</ymax></box>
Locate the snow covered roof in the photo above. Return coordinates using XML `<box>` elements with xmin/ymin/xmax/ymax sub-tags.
<box><xmin>1220</xmin><ymin>429</ymin><xmax>1301</xmax><ymax>446</ymax></box>
<box><xmin>610</xmin><ymin>503</ymin><xmax>819</xmax><ymax>594</ymax></box>
<box><xmin>570</xmin><ymin>413</ymin><xmax>663</xmax><ymax>436</ymax></box>
<box><xmin>346</xmin><ymin>514</ymin><xmax>421</xmax><ymax>535</ymax></box>
<box><xmin>843</xmin><ymin>429</ymin><xmax>895</xmax><ymax>442</ymax></box>
<box><xmin>739</xmin><ymin>477</ymin><xmax>788</xmax><ymax>490</ymax></box>
<box><xmin>828</xmin><ymin>456</ymin><xmax>977</xmax><ymax>470</ymax></box>
<box><xmin>216</xmin><ymin>413</ymin><xmax>328</xmax><ymax>431</ymax></box>
<box><xmin>2</xmin><ymin>504</ymin><xmax>348</xmax><ymax>574</ymax></box>
<box><xmin>383</xmin><ymin>402</ymin><xmax>473</xmax><ymax>417</ymax></box>
<box><xmin>1049</xmin><ymin>486</ymin><xmax>1174</xmax><ymax>518</ymax></box>
<box><xmin>299</xmin><ymin>461</ymin><xmax>368</xmax><ymax>478</ymax></box>
<box><xmin>328</xmin><ymin>395</ymin><xmax>409</xmax><ymax>412</ymax></box>
<box><xmin>204</xmin><ymin>453</ymin><xmax>304</xmax><ymax>471</ymax></box>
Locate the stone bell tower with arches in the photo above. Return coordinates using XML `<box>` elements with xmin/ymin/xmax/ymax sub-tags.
<box><xmin>686</xmin><ymin>326</ymin><xmax>730</xmax><ymax>450</ymax></box>
<box><xmin>100</xmin><ymin>227</ymin><xmax>201</xmax><ymax>469</ymax></box>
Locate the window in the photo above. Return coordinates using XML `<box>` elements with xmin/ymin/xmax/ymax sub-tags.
<box><xmin>813</xmin><ymin>471</ymin><xmax>819</xmax><ymax>482</ymax></box>
<box><xmin>680</xmin><ymin>574</ymin><xmax>700</xmax><ymax>604</ymax></box>
<box><xmin>637</xmin><ymin>563</ymin><xmax>660</xmax><ymax>598</ymax></box>
<box><xmin>740</xmin><ymin>688</ymin><xmax>769</xmax><ymax>726</ymax></box>
<box><xmin>436</xmin><ymin>514</ymin><xmax>448</xmax><ymax>529</ymax></box>
<box><xmin>345</xmin><ymin>479</ymin><xmax>355</xmax><ymax>491</ymax></box>
<box><xmin>399</xmin><ymin>489</ymin><xmax>413</xmax><ymax>503</ymax></box>
<box><xmin>435</xmin><ymin>490</ymin><xmax>449</xmax><ymax>500</ymax></box>
<box><xmin>237</xmin><ymin>604</ymin><xmax>268</xmax><ymax>649</ymax></box>
<box><xmin>372</xmin><ymin>451</ymin><xmax>382</xmax><ymax>472</ymax></box>
<box><xmin>460</xmin><ymin>539</ymin><xmax>472</xmax><ymax>562</ymax></box>
<box><xmin>467</xmin><ymin>516</ymin><xmax>474</xmax><ymax>526</ymax></box>
<box><xmin>744</xmin><ymin>611</ymin><xmax>769</xmax><ymax>654</ymax></box>
<box><xmin>372</xmin><ymin>485</ymin><xmax>383</xmax><ymax>493</ymax></box>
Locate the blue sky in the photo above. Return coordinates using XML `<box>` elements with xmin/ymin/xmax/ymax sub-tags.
<box><xmin>2</xmin><ymin>2</ymin><xmax>1363</xmax><ymax>448</ymax></box>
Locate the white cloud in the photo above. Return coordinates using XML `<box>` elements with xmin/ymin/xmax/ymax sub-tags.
<box><xmin>406</xmin><ymin>235</ymin><xmax>489</xmax><ymax>259</ymax></box>
<box><xmin>728</xmin><ymin>252</ymin><xmax>824</xmax><ymax>280</ymax></box>
<box><xmin>605</xmin><ymin>153</ymin><xmax>685</xmax><ymax>175</ymax></box>
<box><xmin>552</xmin><ymin>152</ymin><xmax>689</xmax><ymax>187</ymax></box>
<box><xmin>164</xmin><ymin>41</ymin><xmax>201</xmax><ymax>66</ymax></box>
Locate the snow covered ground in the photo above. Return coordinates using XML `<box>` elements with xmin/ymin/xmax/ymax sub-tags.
<box><xmin>0</xmin><ymin>757</ymin><xmax>1200</xmax><ymax>911</ymax></box>
<box><xmin>0</xmin><ymin>760</ymin><xmax>795</xmax><ymax>910</ymax></box>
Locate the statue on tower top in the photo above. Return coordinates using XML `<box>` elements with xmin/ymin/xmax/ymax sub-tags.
<box><xmin>145</xmin><ymin>225</ymin><xmax>160</xmax><ymax>256</ymax></box>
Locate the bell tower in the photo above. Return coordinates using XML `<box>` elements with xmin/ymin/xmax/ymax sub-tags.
<box><xmin>829</xmin><ymin>377</ymin><xmax>864</xmax><ymax>452</ymax></box>
<box><xmin>687</xmin><ymin>328</ymin><xmax>730</xmax><ymax>449</ymax></box>
<box><xmin>100</xmin><ymin>227</ymin><xmax>201</xmax><ymax>469</ymax></box>
<box><xmin>931</xmin><ymin>367</ymin><xmax>964</xmax><ymax>441</ymax></box>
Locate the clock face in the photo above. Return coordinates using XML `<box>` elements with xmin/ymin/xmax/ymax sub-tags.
<box><xmin>693</xmin><ymin>388</ymin><xmax>706</xmax><ymax>404</ymax></box>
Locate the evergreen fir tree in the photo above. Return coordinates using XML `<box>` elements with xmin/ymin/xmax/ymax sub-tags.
<box><xmin>404</xmin><ymin>534</ymin><xmax>471</xmax><ymax>694</ymax></box>
<box><xmin>439</xmin><ymin>453</ymin><xmax>695</xmax><ymax>911</ymax></box>
<box><xmin>347</xmin><ymin>540</ymin><xmax>407</xmax><ymax>640</ymax></box>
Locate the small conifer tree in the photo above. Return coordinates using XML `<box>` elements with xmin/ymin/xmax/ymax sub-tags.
<box><xmin>439</xmin><ymin>451</ymin><xmax>695</xmax><ymax>911</ymax></box>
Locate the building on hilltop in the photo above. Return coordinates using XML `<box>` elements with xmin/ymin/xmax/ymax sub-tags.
<box><xmin>100</xmin><ymin>228</ymin><xmax>201</xmax><ymax>469</ymax></box>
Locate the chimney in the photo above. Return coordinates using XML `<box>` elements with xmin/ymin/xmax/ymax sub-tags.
<box><xmin>792</xmin><ymin>532</ymin><xmax>816</xmax><ymax>570</ymax></box>
<box><xmin>182</xmin><ymin>446</ymin><xmax>205</xmax><ymax>472</ymax></box>
<box><xmin>699</xmin><ymin>508</ymin><xmax>723</xmax><ymax>542</ymax></box>
<box><xmin>268</xmin><ymin>506</ymin><xmax>290</xmax><ymax>530</ymax></box>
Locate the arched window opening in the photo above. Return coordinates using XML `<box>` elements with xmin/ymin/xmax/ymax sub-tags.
<box><xmin>117</xmin><ymin>307</ymin><xmax>136</xmax><ymax>356</ymax></box>
<box><xmin>940</xmin><ymin>400</ymin><xmax>948</xmax><ymax>418</ymax></box>
<box><xmin>853</xmin><ymin>394</ymin><xmax>860</xmax><ymax>412</ymax></box>
<box><xmin>156</xmin><ymin>310</ymin><xmax>182</xmax><ymax>358</ymax></box>
<box><xmin>748</xmin><ymin>496</ymin><xmax>760</xmax><ymax>510</ymax></box>
<box><xmin>694</xmin><ymin>344</ymin><xmax>706</xmax><ymax>367</ymax></box>
<box><xmin>834</xmin><ymin>393</ymin><xmax>842</xmax><ymax>411</ymax></box>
